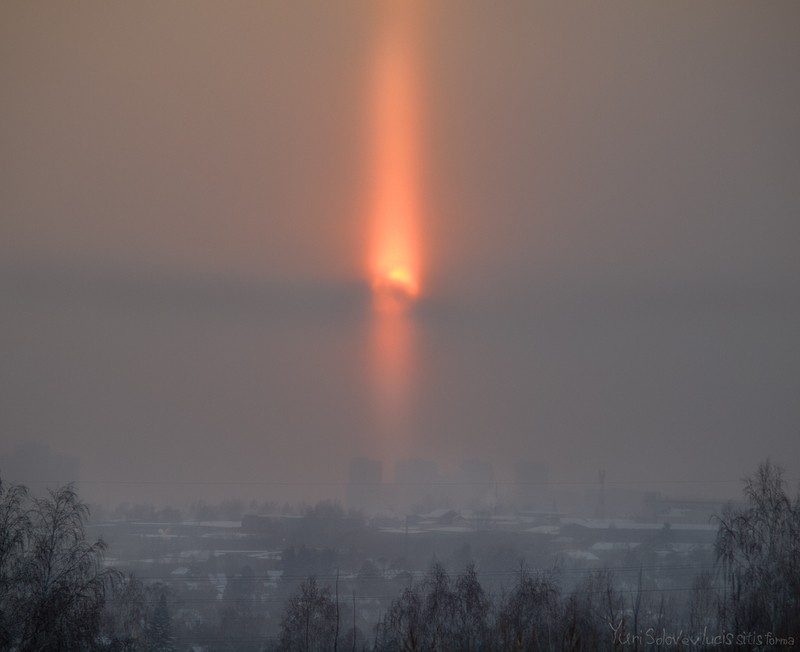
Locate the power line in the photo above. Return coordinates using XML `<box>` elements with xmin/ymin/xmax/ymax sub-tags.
<box><xmin>14</xmin><ymin>477</ymin><xmax>747</xmax><ymax>487</ymax></box>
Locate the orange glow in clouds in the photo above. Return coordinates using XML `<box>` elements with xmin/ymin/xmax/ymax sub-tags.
<box><xmin>368</xmin><ymin>0</ymin><xmax>423</xmax><ymax>309</ymax></box>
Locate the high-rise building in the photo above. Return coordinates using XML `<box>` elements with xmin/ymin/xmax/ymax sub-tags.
<box><xmin>0</xmin><ymin>442</ymin><xmax>80</xmax><ymax>494</ymax></box>
<box><xmin>346</xmin><ymin>457</ymin><xmax>383</xmax><ymax>514</ymax></box>
<box><xmin>394</xmin><ymin>457</ymin><xmax>439</xmax><ymax>513</ymax></box>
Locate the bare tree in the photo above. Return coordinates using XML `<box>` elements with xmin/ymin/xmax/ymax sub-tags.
<box><xmin>100</xmin><ymin>575</ymin><xmax>149</xmax><ymax>651</ymax></box>
<box><xmin>496</xmin><ymin>563</ymin><xmax>561</xmax><ymax>651</ymax></box>
<box><xmin>714</xmin><ymin>460</ymin><xmax>800</xmax><ymax>639</ymax></box>
<box><xmin>686</xmin><ymin>570</ymin><xmax>718</xmax><ymax>634</ymax></box>
<box><xmin>20</xmin><ymin>484</ymin><xmax>121</xmax><ymax>651</ymax></box>
<box><xmin>376</xmin><ymin>562</ymin><xmax>464</xmax><ymax>651</ymax></box>
<box><xmin>0</xmin><ymin>479</ymin><xmax>121</xmax><ymax>651</ymax></box>
<box><xmin>378</xmin><ymin>583</ymin><xmax>423</xmax><ymax>651</ymax></box>
<box><xmin>0</xmin><ymin>478</ymin><xmax>29</xmax><ymax>647</ymax></box>
<box><xmin>453</xmin><ymin>563</ymin><xmax>491</xmax><ymax>651</ymax></box>
<box><xmin>421</xmin><ymin>562</ymin><xmax>459</xmax><ymax>649</ymax></box>
<box><xmin>278</xmin><ymin>575</ymin><xmax>338</xmax><ymax>652</ymax></box>
<box><xmin>562</xmin><ymin>570</ymin><xmax>623</xmax><ymax>652</ymax></box>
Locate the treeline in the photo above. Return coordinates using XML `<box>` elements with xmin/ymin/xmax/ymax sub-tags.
<box><xmin>275</xmin><ymin>554</ymin><xmax>796</xmax><ymax>651</ymax></box>
<box><xmin>2</xmin><ymin>462</ymin><xmax>799</xmax><ymax>651</ymax></box>
<box><xmin>263</xmin><ymin>461</ymin><xmax>800</xmax><ymax>651</ymax></box>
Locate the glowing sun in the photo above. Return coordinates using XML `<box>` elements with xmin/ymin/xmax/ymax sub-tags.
<box><xmin>373</xmin><ymin>265</ymin><xmax>418</xmax><ymax>301</ymax></box>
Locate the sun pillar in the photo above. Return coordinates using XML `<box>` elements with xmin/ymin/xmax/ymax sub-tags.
<box><xmin>369</xmin><ymin>0</ymin><xmax>422</xmax><ymax>306</ymax></box>
<box><xmin>367</xmin><ymin>0</ymin><xmax>423</xmax><ymax>464</ymax></box>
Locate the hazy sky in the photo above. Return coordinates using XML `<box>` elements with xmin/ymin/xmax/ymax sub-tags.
<box><xmin>2</xmin><ymin>1</ymin><xmax>799</xmax><ymax>505</ymax></box>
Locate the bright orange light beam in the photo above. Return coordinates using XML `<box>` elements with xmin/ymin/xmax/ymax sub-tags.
<box><xmin>368</xmin><ymin>0</ymin><xmax>422</xmax><ymax>308</ymax></box>
<box><xmin>365</xmin><ymin>1</ymin><xmax>424</xmax><ymax>464</ymax></box>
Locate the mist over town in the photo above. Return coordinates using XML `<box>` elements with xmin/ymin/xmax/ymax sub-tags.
<box><xmin>2</xmin><ymin>1</ymin><xmax>799</xmax><ymax>649</ymax></box>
